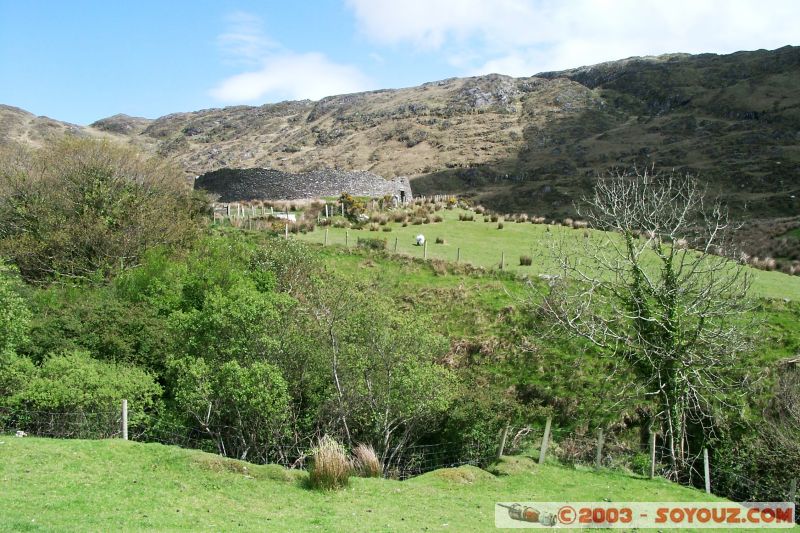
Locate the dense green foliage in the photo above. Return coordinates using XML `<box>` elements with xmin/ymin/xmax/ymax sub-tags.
<box><xmin>0</xmin><ymin>139</ymin><xmax>206</xmax><ymax>283</ymax></box>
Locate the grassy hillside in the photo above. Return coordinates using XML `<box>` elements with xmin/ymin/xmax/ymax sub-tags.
<box><xmin>0</xmin><ymin>437</ymin><xmax>748</xmax><ymax>532</ymax></box>
<box><xmin>296</xmin><ymin>208</ymin><xmax>800</xmax><ymax>301</ymax></box>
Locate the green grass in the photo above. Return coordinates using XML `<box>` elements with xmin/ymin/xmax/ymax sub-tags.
<box><xmin>298</xmin><ymin>208</ymin><xmax>800</xmax><ymax>301</ymax></box>
<box><xmin>1</xmin><ymin>437</ymin><xmax>772</xmax><ymax>532</ymax></box>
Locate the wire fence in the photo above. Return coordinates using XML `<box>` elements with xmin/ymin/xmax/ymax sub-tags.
<box><xmin>1</xmin><ymin>405</ymin><xmax>796</xmax><ymax>520</ymax></box>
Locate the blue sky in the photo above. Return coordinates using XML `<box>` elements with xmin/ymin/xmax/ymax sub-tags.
<box><xmin>1</xmin><ymin>0</ymin><xmax>798</xmax><ymax>125</ymax></box>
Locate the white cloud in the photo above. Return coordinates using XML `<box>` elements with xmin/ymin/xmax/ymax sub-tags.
<box><xmin>211</xmin><ymin>52</ymin><xmax>373</xmax><ymax>102</ymax></box>
<box><xmin>211</xmin><ymin>12</ymin><xmax>373</xmax><ymax>103</ymax></box>
<box><xmin>346</xmin><ymin>0</ymin><xmax>800</xmax><ymax>76</ymax></box>
<box><xmin>216</xmin><ymin>11</ymin><xmax>278</xmax><ymax>66</ymax></box>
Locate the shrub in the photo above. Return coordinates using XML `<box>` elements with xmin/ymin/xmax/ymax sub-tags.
<box><xmin>458</xmin><ymin>213</ymin><xmax>474</xmax><ymax>222</ymax></box>
<box><xmin>357</xmin><ymin>237</ymin><xmax>387</xmax><ymax>251</ymax></box>
<box><xmin>562</xmin><ymin>218</ymin><xmax>574</xmax><ymax>227</ymax></box>
<box><xmin>392</xmin><ymin>213</ymin><xmax>406</xmax><ymax>223</ymax></box>
<box><xmin>497</xmin><ymin>222</ymin><xmax>504</xmax><ymax>230</ymax></box>
<box><xmin>402</xmin><ymin>222</ymin><xmax>408</xmax><ymax>227</ymax></box>
<box><xmin>423</xmin><ymin>217</ymin><xmax>432</xmax><ymax>224</ymax></box>
<box><xmin>352</xmin><ymin>443</ymin><xmax>382</xmax><ymax>478</ymax></box>
<box><xmin>474</xmin><ymin>205</ymin><xmax>485</xmax><ymax>215</ymax></box>
<box><xmin>382</xmin><ymin>227</ymin><xmax>392</xmax><ymax>232</ymax></box>
<box><xmin>309</xmin><ymin>435</ymin><xmax>351</xmax><ymax>490</ymax></box>
<box><xmin>368</xmin><ymin>223</ymin><xmax>379</xmax><ymax>232</ymax></box>
<box><xmin>519</xmin><ymin>255</ymin><xmax>532</xmax><ymax>266</ymax></box>
<box><xmin>4</xmin><ymin>350</ymin><xmax>161</xmax><ymax>430</ymax></box>
<box><xmin>517</xmin><ymin>214</ymin><xmax>529</xmax><ymax>223</ymax></box>
<box><xmin>490</xmin><ymin>214</ymin><xmax>499</xmax><ymax>222</ymax></box>
<box><xmin>412</xmin><ymin>218</ymin><xmax>424</xmax><ymax>225</ymax></box>
<box><xmin>433</xmin><ymin>215</ymin><xmax>443</xmax><ymax>223</ymax></box>
<box><xmin>435</xmin><ymin>237</ymin><xmax>446</xmax><ymax>244</ymax></box>
<box><xmin>0</xmin><ymin>139</ymin><xmax>205</xmax><ymax>283</ymax></box>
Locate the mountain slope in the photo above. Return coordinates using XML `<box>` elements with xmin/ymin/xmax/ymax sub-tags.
<box><xmin>2</xmin><ymin>47</ymin><xmax>798</xmax><ymax>225</ymax></box>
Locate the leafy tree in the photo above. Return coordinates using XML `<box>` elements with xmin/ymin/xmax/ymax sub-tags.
<box><xmin>310</xmin><ymin>282</ymin><xmax>457</xmax><ymax>464</ymax></box>
<box><xmin>0</xmin><ymin>138</ymin><xmax>206</xmax><ymax>283</ymax></box>
<box><xmin>170</xmin><ymin>357</ymin><xmax>290</xmax><ymax>462</ymax></box>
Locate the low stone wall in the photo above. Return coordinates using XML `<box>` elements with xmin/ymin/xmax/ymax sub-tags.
<box><xmin>194</xmin><ymin>167</ymin><xmax>412</xmax><ymax>203</ymax></box>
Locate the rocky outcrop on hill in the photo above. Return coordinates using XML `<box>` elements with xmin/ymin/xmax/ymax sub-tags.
<box><xmin>194</xmin><ymin>168</ymin><xmax>412</xmax><ymax>202</ymax></box>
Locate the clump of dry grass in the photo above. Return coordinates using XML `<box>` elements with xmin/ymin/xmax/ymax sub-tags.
<box><xmin>519</xmin><ymin>255</ymin><xmax>532</xmax><ymax>266</ymax></box>
<box><xmin>309</xmin><ymin>436</ymin><xmax>352</xmax><ymax>490</ymax></box>
<box><xmin>435</xmin><ymin>237</ymin><xmax>446</xmax><ymax>244</ymax></box>
<box><xmin>352</xmin><ymin>444</ymin><xmax>382</xmax><ymax>478</ymax></box>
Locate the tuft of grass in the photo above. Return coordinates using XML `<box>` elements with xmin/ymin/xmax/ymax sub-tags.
<box><xmin>352</xmin><ymin>443</ymin><xmax>382</xmax><ymax>478</ymax></box>
<box><xmin>309</xmin><ymin>435</ymin><xmax>352</xmax><ymax>490</ymax></box>
<box><xmin>497</xmin><ymin>222</ymin><xmax>504</xmax><ymax>230</ymax></box>
<box><xmin>435</xmin><ymin>237</ymin><xmax>446</xmax><ymax>244</ymax></box>
<box><xmin>519</xmin><ymin>255</ymin><xmax>532</xmax><ymax>266</ymax></box>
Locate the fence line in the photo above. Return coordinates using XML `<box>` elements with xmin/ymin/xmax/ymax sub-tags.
<box><xmin>1</xmin><ymin>404</ymin><xmax>796</xmax><ymax>520</ymax></box>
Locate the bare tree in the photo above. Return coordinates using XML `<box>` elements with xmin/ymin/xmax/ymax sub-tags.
<box><xmin>540</xmin><ymin>167</ymin><xmax>755</xmax><ymax>478</ymax></box>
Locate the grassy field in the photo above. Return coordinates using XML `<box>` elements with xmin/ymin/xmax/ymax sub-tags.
<box><xmin>1</xmin><ymin>437</ymin><xmax>772</xmax><ymax>532</ymax></box>
<box><xmin>297</xmin><ymin>208</ymin><xmax>800</xmax><ymax>301</ymax></box>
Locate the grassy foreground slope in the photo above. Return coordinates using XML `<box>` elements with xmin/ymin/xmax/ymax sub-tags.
<box><xmin>0</xmin><ymin>438</ymin><xmax>746</xmax><ymax>532</ymax></box>
<box><xmin>297</xmin><ymin>208</ymin><xmax>800</xmax><ymax>301</ymax></box>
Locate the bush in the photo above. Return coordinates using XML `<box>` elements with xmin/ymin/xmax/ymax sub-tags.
<box><xmin>357</xmin><ymin>237</ymin><xmax>387</xmax><ymax>251</ymax></box>
<box><xmin>458</xmin><ymin>213</ymin><xmax>474</xmax><ymax>221</ymax></box>
<box><xmin>497</xmin><ymin>222</ymin><xmax>504</xmax><ymax>230</ymax></box>
<box><xmin>0</xmin><ymin>139</ymin><xmax>205</xmax><ymax>283</ymax></box>
<box><xmin>490</xmin><ymin>214</ymin><xmax>499</xmax><ymax>222</ymax></box>
<box><xmin>382</xmin><ymin>227</ymin><xmax>392</xmax><ymax>232</ymax></box>
<box><xmin>3</xmin><ymin>350</ymin><xmax>161</xmax><ymax>429</ymax></box>
<box><xmin>433</xmin><ymin>215</ymin><xmax>443</xmax><ymax>223</ymax></box>
<box><xmin>519</xmin><ymin>255</ymin><xmax>532</xmax><ymax>266</ymax></box>
<box><xmin>352</xmin><ymin>443</ymin><xmax>382</xmax><ymax>478</ymax></box>
<box><xmin>0</xmin><ymin>263</ymin><xmax>30</xmax><ymax>359</ymax></box>
<box><xmin>309</xmin><ymin>435</ymin><xmax>351</xmax><ymax>490</ymax></box>
<box><xmin>435</xmin><ymin>237</ymin><xmax>446</xmax><ymax>244</ymax></box>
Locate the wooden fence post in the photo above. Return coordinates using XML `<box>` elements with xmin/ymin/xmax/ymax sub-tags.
<box><xmin>345</xmin><ymin>231</ymin><xmax>349</xmax><ymax>247</ymax></box>
<box><xmin>703</xmin><ymin>448</ymin><xmax>711</xmax><ymax>494</ymax></box>
<box><xmin>394</xmin><ymin>237</ymin><xmax>398</xmax><ymax>252</ymax></box>
<box><xmin>324</xmin><ymin>229</ymin><xmax>329</xmax><ymax>246</ymax></box>
<box><xmin>121</xmin><ymin>399</ymin><xmax>128</xmax><ymax>441</ymax></box>
<box><xmin>498</xmin><ymin>425</ymin><xmax>510</xmax><ymax>459</ymax></box>
<box><xmin>538</xmin><ymin>416</ymin><xmax>552</xmax><ymax>465</ymax></box>
<box><xmin>649</xmin><ymin>430</ymin><xmax>657</xmax><ymax>479</ymax></box>
<box><xmin>594</xmin><ymin>427</ymin><xmax>605</xmax><ymax>469</ymax></box>
<box><xmin>456</xmin><ymin>247</ymin><xmax>460</xmax><ymax>263</ymax></box>
<box><xmin>500</xmin><ymin>251</ymin><xmax>505</xmax><ymax>270</ymax></box>
<box><xmin>424</xmin><ymin>241</ymin><xmax>428</xmax><ymax>260</ymax></box>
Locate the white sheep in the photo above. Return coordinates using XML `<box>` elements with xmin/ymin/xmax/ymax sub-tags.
<box><xmin>415</xmin><ymin>234</ymin><xmax>425</xmax><ymax>246</ymax></box>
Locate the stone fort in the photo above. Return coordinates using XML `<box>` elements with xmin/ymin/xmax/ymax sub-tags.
<box><xmin>194</xmin><ymin>168</ymin><xmax>412</xmax><ymax>203</ymax></box>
